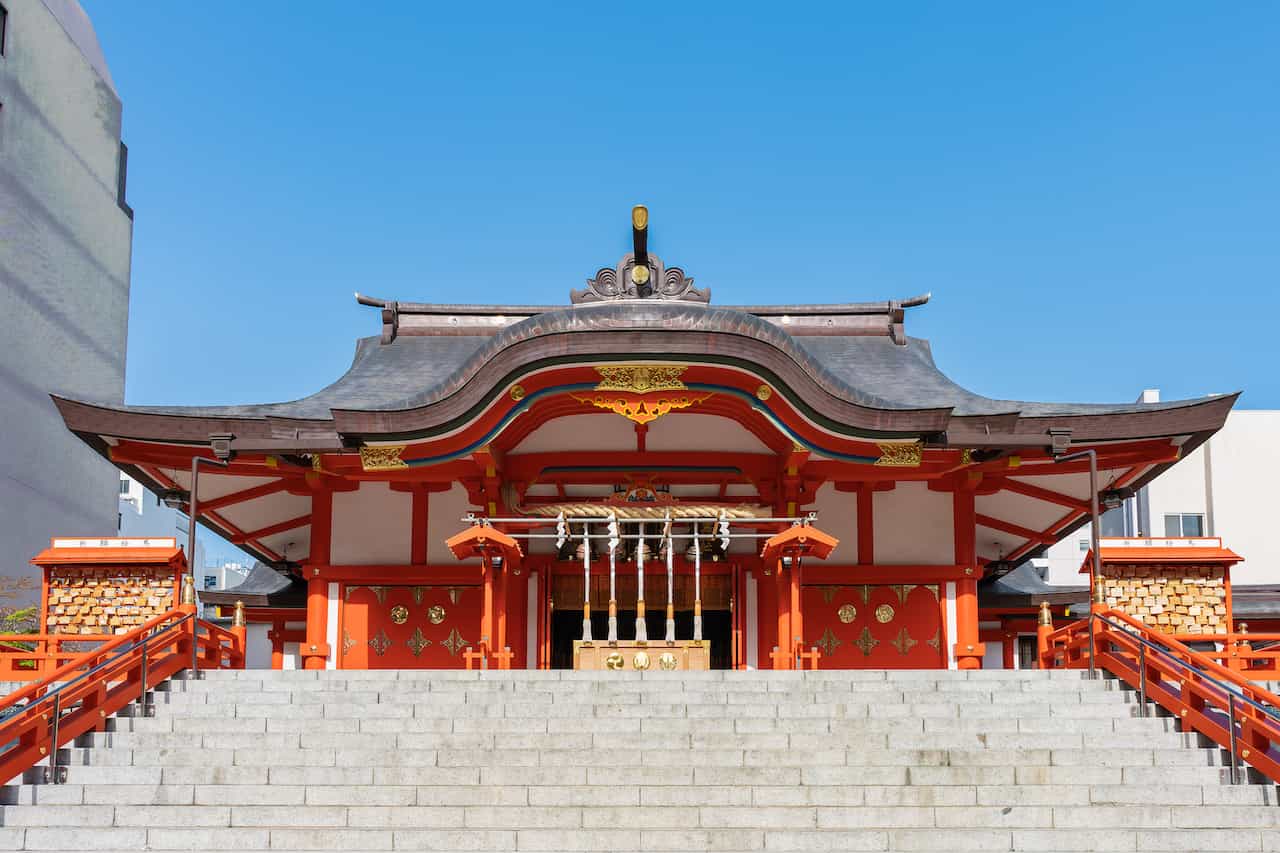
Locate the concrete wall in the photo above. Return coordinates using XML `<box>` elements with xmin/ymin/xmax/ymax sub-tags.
<box><xmin>1206</xmin><ymin>411</ymin><xmax>1280</xmax><ymax>584</ymax></box>
<box><xmin>0</xmin><ymin>0</ymin><xmax>131</xmax><ymax>608</ymax></box>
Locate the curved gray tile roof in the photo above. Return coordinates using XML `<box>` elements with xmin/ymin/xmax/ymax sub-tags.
<box><xmin>114</xmin><ymin>302</ymin><xmax>1224</xmax><ymax>422</ymax></box>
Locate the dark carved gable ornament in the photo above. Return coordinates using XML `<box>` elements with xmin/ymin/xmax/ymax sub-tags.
<box><xmin>571</xmin><ymin>252</ymin><xmax>710</xmax><ymax>305</ymax></box>
<box><xmin>570</xmin><ymin>205</ymin><xmax>710</xmax><ymax>305</ymax></box>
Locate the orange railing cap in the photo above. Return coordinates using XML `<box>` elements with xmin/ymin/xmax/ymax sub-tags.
<box><xmin>760</xmin><ymin>525</ymin><xmax>839</xmax><ymax>563</ymax></box>
<box><xmin>32</xmin><ymin>537</ymin><xmax>186</xmax><ymax>569</ymax></box>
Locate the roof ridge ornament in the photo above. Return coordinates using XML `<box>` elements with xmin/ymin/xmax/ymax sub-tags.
<box><xmin>570</xmin><ymin>206</ymin><xmax>711</xmax><ymax>305</ymax></box>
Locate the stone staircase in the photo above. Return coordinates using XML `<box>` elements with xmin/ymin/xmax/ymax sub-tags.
<box><xmin>0</xmin><ymin>669</ymin><xmax>1276</xmax><ymax>852</ymax></box>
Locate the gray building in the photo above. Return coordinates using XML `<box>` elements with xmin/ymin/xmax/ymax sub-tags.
<box><xmin>0</xmin><ymin>0</ymin><xmax>132</xmax><ymax>608</ymax></box>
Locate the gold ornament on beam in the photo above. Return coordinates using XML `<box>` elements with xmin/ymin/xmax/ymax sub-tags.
<box><xmin>875</xmin><ymin>441</ymin><xmax>923</xmax><ymax>467</ymax></box>
<box><xmin>360</xmin><ymin>445</ymin><xmax>408</xmax><ymax>471</ymax></box>
<box><xmin>571</xmin><ymin>391</ymin><xmax>713</xmax><ymax>425</ymax></box>
<box><xmin>595</xmin><ymin>365</ymin><xmax>687</xmax><ymax>393</ymax></box>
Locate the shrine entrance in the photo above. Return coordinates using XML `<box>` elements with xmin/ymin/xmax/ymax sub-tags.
<box><xmin>339</xmin><ymin>584</ymin><xmax>482</xmax><ymax>669</ymax></box>
<box><xmin>547</xmin><ymin>571</ymin><xmax>734</xmax><ymax>669</ymax></box>
<box><xmin>801</xmin><ymin>583</ymin><xmax>945</xmax><ymax>669</ymax></box>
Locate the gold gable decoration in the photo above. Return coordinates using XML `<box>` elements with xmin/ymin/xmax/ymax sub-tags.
<box><xmin>874</xmin><ymin>441</ymin><xmax>923</xmax><ymax>467</ymax></box>
<box><xmin>571</xmin><ymin>365</ymin><xmax>711</xmax><ymax>425</ymax></box>
<box><xmin>594</xmin><ymin>365</ymin><xmax>687</xmax><ymax>393</ymax></box>
<box><xmin>360</xmin><ymin>445</ymin><xmax>408</xmax><ymax>471</ymax></box>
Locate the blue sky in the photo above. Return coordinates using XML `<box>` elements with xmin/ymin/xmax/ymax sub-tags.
<box><xmin>83</xmin><ymin>3</ymin><xmax>1278</xmax><ymax>564</ymax></box>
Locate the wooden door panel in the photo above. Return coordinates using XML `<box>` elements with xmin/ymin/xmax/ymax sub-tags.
<box><xmin>803</xmin><ymin>584</ymin><xmax>944</xmax><ymax>669</ymax></box>
<box><xmin>341</xmin><ymin>585</ymin><xmax>481</xmax><ymax>670</ymax></box>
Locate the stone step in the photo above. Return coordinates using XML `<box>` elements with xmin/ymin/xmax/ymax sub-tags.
<box><xmin>0</xmin><ymin>669</ymin><xmax>1270</xmax><ymax>852</ymax></box>
<box><xmin>51</xmin><ymin>743</ymin><xmax>1233</xmax><ymax>771</ymax></box>
<box><xmin>75</xmin><ymin>725</ymin><xmax>1199</xmax><ymax>753</ymax></box>
<box><xmin>5</xmin><ymin>803</ymin><xmax>1280</xmax><ymax>831</ymax></box>
<box><xmin>2</xmin><ymin>782</ymin><xmax>1272</xmax><ymax>808</ymax></box>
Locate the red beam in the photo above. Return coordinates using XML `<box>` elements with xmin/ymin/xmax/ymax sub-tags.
<box><xmin>995</xmin><ymin>478</ymin><xmax>1090</xmax><ymax>512</ymax></box>
<box><xmin>975</xmin><ymin>513</ymin><xmax>1055</xmax><ymax>545</ymax></box>
<box><xmin>200</xmin><ymin>480</ymin><xmax>293</xmax><ymax>513</ymax></box>
<box><xmin>232</xmin><ymin>515</ymin><xmax>311</xmax><ymax>545</ymax></box>
<box><xmin>139</xmin><ymin>465</ymin><xmax>282</xmax><ymax>563</ymax></box>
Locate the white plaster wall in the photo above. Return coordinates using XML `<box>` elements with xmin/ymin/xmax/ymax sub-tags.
<box><xmin>245</xmin><ymin>622</ymin><xmax>271</xmax><ymax>670</ymax></box>
<box><xmin>873</xmin><ymin>482</ymin><xmax>954</xmax><ymax>564</ymax></box>
<box><xmin>428</xmin><ymin>484</ymin><xmax>481</xmax><ymax>565</ymax></box>
<box><xmin>810</xmin><ymin>484</ymin><xmax>857</xmax><ymax>564</ymax></box>
<box><xmin>512</xmin><ymin>414</ymin><xmax>634</xmax><ymax>453</ymax></box>
<box><xmin>331</xmin><ymin>482</ymin><xmax>412</xmax><ymax>565</ymax></box>
<box><xmin>645</xmin><ymin>414</ymin><xmax>772</xmax><ymax>453</ymax></box>
<box><xmin>1205</xmin><ymin>411</ymin><xmax>1280</xmax><ymax>585</ymax></box>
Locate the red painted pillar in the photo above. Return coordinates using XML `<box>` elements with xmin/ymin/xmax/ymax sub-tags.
<box><xmin>303</xmin><ymin>489</ymin><xmax>333</xmax><ymax>671</ymax></box>
<box><xmin>480</xmin><ymin>557</ymin><xmax>494</xmax><ymax>658</ymax></box>
<box><xmin>775</xmin><ymin>559</ymin><xmax>791</xmax><ymax>669</ymax></box>
<box><xmin>953</xmin><ymin>489</ymin><xmax>983</xmax><ymax>670</ymax></box>
<box><xmin>495</xmin><ymin>562</ymin><xmax>508</xmax><ymax>657</ymax></box>
<box><xmin>857</xmin><ymin>484</ymin><xmax>875</xmax><ymax>565</ymax></box>
<box><xmin>269</xmin><ymin>619</ymin><xmax>285</xmax><ymax>670</ymax></box>
<box><xmin>789</xmin><ymin>554</ymin><xmax>803</xmax><ymax>657</ymax></box>
<box><xmin>411</xmin><ymin>486</ymin><xmax>429</xmax><ymax>566</ymax></box>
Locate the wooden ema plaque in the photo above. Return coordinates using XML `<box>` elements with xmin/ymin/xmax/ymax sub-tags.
<box><xmin>574</xmin><ymin>640</ymin><xmax>709</xmax><ymax>671</ymax></box>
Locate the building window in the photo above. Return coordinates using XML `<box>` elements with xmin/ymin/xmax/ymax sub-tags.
<box><xmin>116</xmin><ymin>141</ymin><xmax>133</xmax><ymax>218</ymax></box>
<box><xmin>119</xmin><ymin>478</ymin><xmax>130</xmax><ymax>495</ymax></box>
<box><xmin>1164</xmin><ymin>513</ymin><xmax>1205</xmax><ymax>537</ymax></box>
<box><xmin>203</xmin><ymin>575</ymin><xmax>217</xmax><ymax>590</ymax></box>
<box><xmin>0</xmin><ymin>4</ymin><xmax>8</xmax><ymax>57</ymax></box>
<box><xmin>1078</xmin><ymin>539</ymin><xmax>1090</xmax><ymax>551</ymax></box>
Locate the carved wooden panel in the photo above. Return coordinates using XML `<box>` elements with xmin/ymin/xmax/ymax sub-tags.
<box><xmin>341</xmin><ymin>584</ymin><xmax>481</xmax><ymax>670</ymax></box>
<box><xmin>802</xmin><ymin>583</ymin><xmax>943</xmax><ymax>669</ymax></box>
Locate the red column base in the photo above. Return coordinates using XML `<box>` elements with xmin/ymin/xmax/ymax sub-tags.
<box><xmin>301</xmin><ymin>643</ymin><xmax>331</xmax><ymax>670</ymax></box>
<box><xmin>953</xmin><ymin>642</ymin><xmax>986</xmax><ymax>670</ymax></box>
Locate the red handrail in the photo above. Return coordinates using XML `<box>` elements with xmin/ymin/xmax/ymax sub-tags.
<box><xmin>0</xmin><ymin>608</ymin><xmax>245</xmax><ymax>785</ymax></box>
<box><xmin>1041</xmin><ymin>607</ymin><xmax>1280</xmax><ymax>783</ymax></box>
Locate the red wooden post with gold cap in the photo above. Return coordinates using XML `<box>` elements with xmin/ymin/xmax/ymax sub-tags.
<box><xmin>302</xmin><ymin>489</ymin><xmax>333</xmax><ymax>670</ymax></box>
<box><xmin>952</xmin><ymin>488</ymin><xmax>984</xmax><ymax>670</ymax></box>
<box><xmin>1036</xmin><ymin>602</ymin><xmax>1054</xmax><ymax>666</ymax></box>
<box><xmin>445</xmin><ymin>524</ymin><xmax>524</xmax><ymax>670</ymax></box>
<box><xmin>231</xmin><ymin>601</ymin><xmax>247</xmax><ymax>669</ymax></box>
<box><xmin>760</xmin><ymin>525</ymin><xmax>839</xmax><ymax>671</ymax></box>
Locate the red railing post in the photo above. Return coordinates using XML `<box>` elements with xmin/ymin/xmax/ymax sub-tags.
<box><xmin>231</xmin><ymin>601</ymin><xmax>248</xmax><ymax>670</ymax></box>
<box><xmin>1036</xmin><ymin>603</ymin><xmax>1053</xmax><ymax>669</ymax></box>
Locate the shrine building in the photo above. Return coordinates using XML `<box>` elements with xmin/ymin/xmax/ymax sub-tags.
<box><xmin>51</xmin><ymin>208</ymin><xmax>1237</xmax><ymax>672</ymax></box>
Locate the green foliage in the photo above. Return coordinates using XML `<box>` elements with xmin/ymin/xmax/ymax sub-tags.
<box><xmin>0</xmin><ymin>606</ymin><xmax>38</xmax><ymax>636</ymax></box>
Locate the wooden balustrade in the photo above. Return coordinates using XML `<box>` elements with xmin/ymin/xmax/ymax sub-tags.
<box><xmin>0</xmin><ymin>608</ymin><xmax>244</xmax><ymax>786</ymax></box>
<box><xmin>1040</xmin><ymin>607</ymin><xmax>1280</xmax><ymax>783</ymax></box>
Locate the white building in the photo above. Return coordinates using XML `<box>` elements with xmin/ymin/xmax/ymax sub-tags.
<box><xmin>1036</xmin><ymin>393</ymin><xmax>1279</xmax><ymax>587</ymax></box>
<box><xmin>117</xmin><ymin>474</ymin><xmax>205</xmax><ymax>580</ymax></box>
